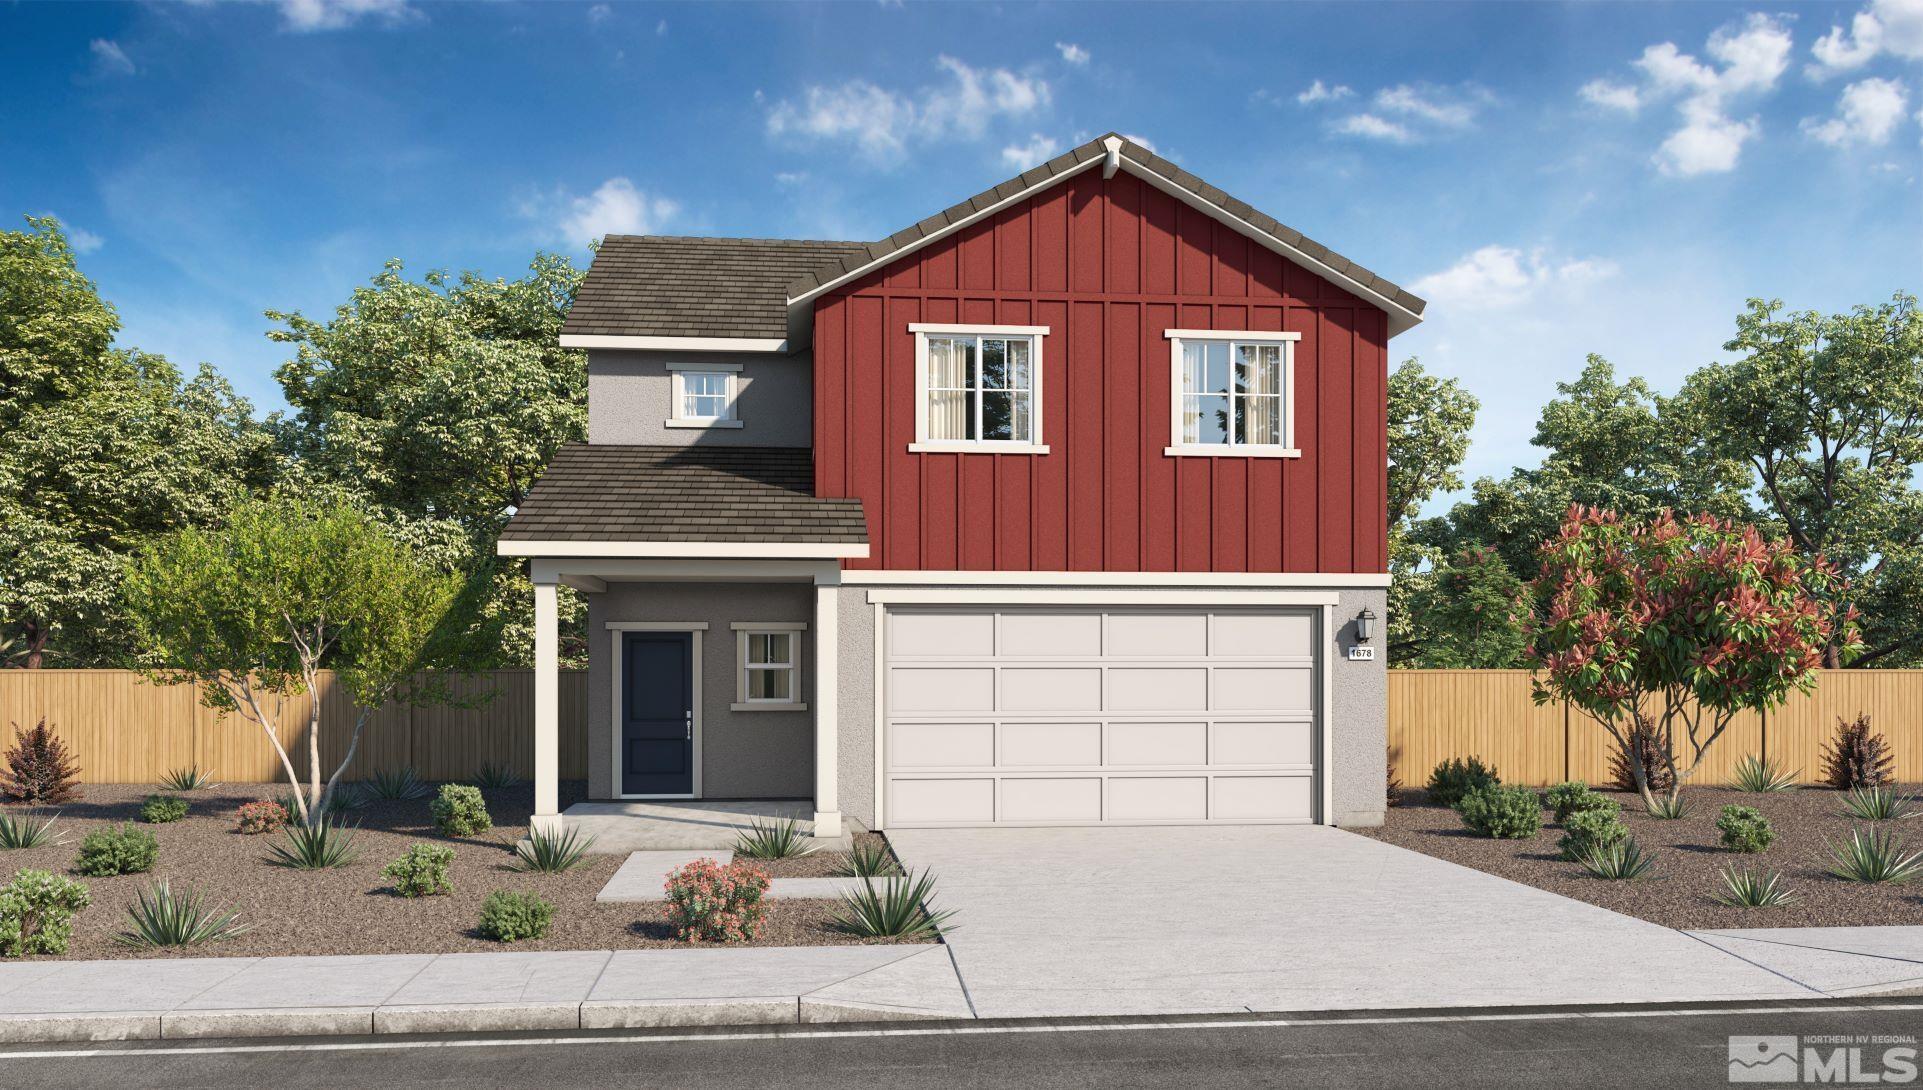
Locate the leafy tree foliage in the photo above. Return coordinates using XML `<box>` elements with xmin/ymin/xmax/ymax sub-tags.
<box><xmin>0</xmin><ymin>217</ymin><xmax>276</xmax><ymax>667</ymax></box>
<box><xmin>1385</xmin><ymin>358</ymin><xmax>1478</xmax><ymax>660</ymax></box>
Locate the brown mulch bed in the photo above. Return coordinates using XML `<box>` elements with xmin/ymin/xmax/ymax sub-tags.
<box><xmin>1360</xmin><ymin>784</ymin><xmax>1923</xmax><ymax>930</ymax></box>
<box><xmin>0</xmin><ymin>783</ymin><xmax>911</xmax><ymax>960</ymax></box>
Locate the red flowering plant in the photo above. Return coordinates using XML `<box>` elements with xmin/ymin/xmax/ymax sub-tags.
<box><xmin>663</xmin><ymin>858</ymin><xmax>771</xmax><ymax>944</ymax></box>
<box><xmin>1525</xmin><ymin>506</ymin><xmax>1861</xmax><ymax>808</ymax></box>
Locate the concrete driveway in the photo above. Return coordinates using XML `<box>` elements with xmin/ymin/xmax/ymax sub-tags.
<box><xmin>888</xmin><ymin>825</ymin><xmax>1817</xmax><ymax>1018</ymax></box>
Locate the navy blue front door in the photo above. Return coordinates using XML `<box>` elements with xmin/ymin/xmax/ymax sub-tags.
<box><xmin>621</xmin><ymin>632</ymin><xmax>694</xmax><ymax>795</ymax></box>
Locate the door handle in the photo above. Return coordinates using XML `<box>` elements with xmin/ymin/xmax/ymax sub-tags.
<box><xmin>686</xmin><ymin>710</ymin><xmax>693</xmax><ymax>741</ymax></box>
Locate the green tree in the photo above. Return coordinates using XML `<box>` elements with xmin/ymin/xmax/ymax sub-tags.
<box><xmin>1385</xmin><ymin>358</ymin><xmax>1478</xmax><ymax>662</ymax></box>
<box><xmin>267</xmin><ymin>257</ymin><xmax>588</xmax><ymax>665</ymax></box>
<box><xmin>0</xmin><ymin>217</ymin><xmax>276</xmax><ymax>667</ymax></box>
<box><xmin>122</xmin><ymin>496</ymin><xmax>478</xmax><ymax>823</ymax></box>
<box><xmin>1675</xmin><ymin>294</ymin><xmax>1923</xmax><ymax>668</ymax></box>
<box><xmin>1407</xmin><ymin>546</ymin><xmax>1530</xmax><ymax>668</ymax></box>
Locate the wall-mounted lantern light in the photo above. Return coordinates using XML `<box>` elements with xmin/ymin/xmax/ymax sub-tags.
<box><xmin>1354</xmin><ymin>608</ymin><xmax>1377</xmax><ymax>643</ymax></box>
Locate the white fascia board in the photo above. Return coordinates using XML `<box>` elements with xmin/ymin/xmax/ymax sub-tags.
<box><xmin>865</xmin><ymin>587</ymin><xmax>1342</xmax><ymax>607</ymax></box>
<box><xmin>529</xmin><ymin>558</ymin><xmax>841</xmax><ymax>584</ymax></box>
<box><xmin>839</xmin><ymin>570</ymin><xmax>1391</xmax><ymax>588</ymax></box>
<box><xmin>498</xmin><ymin>540</ymin><xmax>869</xmax><ymax>559</ymax></box>
<box><xmin>558</xmin><ymin>334</ymin><xmax>790</xmax><ymax>353</ymax></box>
<box><xmin>908</xmin><ymin>323</ymin><xmax>1052</xmax><ymax>336</ymax></box>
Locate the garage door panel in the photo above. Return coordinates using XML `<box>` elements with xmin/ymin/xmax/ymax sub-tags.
<box><xmin>1000</xmin><ymin>778</ymin><xmax>1102</xmax><ymax>822</ymax></box>
<box><xmin>1002</xmin><ymin>668</ymin><xmax>1103</xmax><ymax>711</ymax></box>
<box><xmin>1108</xmin><ymin>613</ymin><xmax>1207</xmax><ymax>657</ymax></box>
<box><xmin>890</xmin><ymin>778</ymin><xmax>995</xmax><ymax>825</ymax></box>
<box><xmin>999</xmin><ymin>613</ymin><xmax>1101</xmax><ymax>657</ymax></box>
<box><xmin>891</xmin><ymin>612</ymin><xmax>993</xmax><ymax>657</ymax></box>
<box><xmin>1108</xmin><ymin>776</ymin><xmax>1209</xmax><ymax>821</ymax></box>
<box><xmin>889</xmin><ymin>721</ymin><xmax>994</xmax><ymax>769</ymax></box>
<box><xmin>1000</xmin><ymin>722</ymin><xmax>1102</xmax><ymax>766</ymax></box>
<box><xmin>1214</xmin><ymin>667</ymin><xmax>1313</xmax><ymax>712</ymax></box>
<box><xmin>1109</xmin><ymin>667</ymin><xmax>1208</xmax><ymax>711</ymax></box>
<box><xmin>1108</xmin><ymin>721</ymin><xmax>1207</xmax><ymax>765</ymax></box>
<box><xmin>1212</xmin><ymin>775</ymin><xmax>1314</xmax><ymax>821</ymax></box>
<box><xmin>890</xmin><ymin>667</ymin><xmax>994</xmax><ymax>713</ymax></box>
<box><xmin>1214</xmin><ymin>612</ymin><xmax>1314</xmax><ymax>656</ymax></box>
<box><xmin>1213</xmin><ymin>720</ymin><xmax>1314</xmax><ymax>766</ymax></box>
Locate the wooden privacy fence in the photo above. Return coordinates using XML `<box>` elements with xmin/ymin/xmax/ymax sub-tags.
<box><xmin>1389</xmin><ymin>670</ymin><xmax>1923</xmax><ymax>787</ymax></box>
<box><xmin>0</xmin><ymin>670</ymin><xmax>591</xmax><ymax>784</ymax></box>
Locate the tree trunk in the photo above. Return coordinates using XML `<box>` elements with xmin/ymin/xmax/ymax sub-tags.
<box><xmin>20</xmin><ymin>624</ymin><xmax>49</xmax><ymax>670</ymax></box>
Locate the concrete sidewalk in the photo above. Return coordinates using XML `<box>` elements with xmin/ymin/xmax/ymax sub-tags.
<box><xmin>0</xmin><ymin>944</ymin><xmax>971</xmax><ymax>1043</ymax></box>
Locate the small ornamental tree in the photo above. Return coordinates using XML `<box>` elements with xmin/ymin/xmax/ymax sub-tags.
<box><xmin>122</xmin><ymin>496</ymin><xmax>482</xmax><ymax>826</ymax></box>
<box><xmin>1526</xmin><ymin>506</ymin><xmax>1860</xmax><ymax>808</ymax></box>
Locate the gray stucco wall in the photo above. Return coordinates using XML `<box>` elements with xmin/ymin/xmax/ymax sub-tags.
<box><xmin>587</xmin><ymin>582</ymin><xmax>814</xmax><ymax>801</ymax></box>
<box><xmin>587</xmin><ymin>349</ymin><xmax>812</xmax><ymax>448</ymax></box>
<box><xmin>831</xmin><ymin>583</ymin><xmax>1390</xmax><ymax>831</ymax></box>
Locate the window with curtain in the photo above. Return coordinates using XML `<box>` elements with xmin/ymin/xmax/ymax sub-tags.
<box><xmin>743</xmin><ymin>631</ymin><xmax>795</xmax><ymax>702</ymax></box>
<box><xmin>677</xmin><ymin>371</ymin><xmax>733</xmax><ymax>420</ymax></box>
<box><xmin>923</xmin><ymin>334</ymin><xmax>1036</xmax><ymax>443</ymax></box>
<box><xmin>1179</xmin><ymin>340</ymin><xmax>1285</xmax><ymax>448</ymax></box>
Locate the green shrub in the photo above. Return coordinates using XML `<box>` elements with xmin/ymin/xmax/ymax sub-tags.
<box><xmin>1839</xmin><ymin>786</ymin><xmax>1914</xmax><ymax>822</ymax></box>
<box><xmin>510</xmin><ymin>826</ymin><xmax>594</xmax><ymax>873</ymax></box>
<box><xmin>75</xmin><ymin>824</ymin><xmax>158</xmax><ymax>876</ymax></box>
<box><xmin>1543</xmin><ymin>781</ymin><xmax>1591</xmax><ymax>822</ymax></box>
<box><xmin>114</xmin><ymin>880</ymin><xmax>248</xmax><ymax>949</ymax></box>
<box><xmin>0</xmin><ymin>869</ymin><xmax>91</xmax><ymax>956</ymax></box>
<box><xmin>430</xmin><ymin>784</ymin><xmax>491</xmax><ymax>837</ymax></box>
<box><xmin>1827</xmin><ymin>827</ymin><xmax>1923</xmax><ymax>884</ymax></box>
<box><xmin>1577</xmin><ymin>839</ymin><xmax>1657</xmax><ymax>880</ymax></box>
<box><xmin>1455</xmin><ymin>785</ymin><xmax>1542</xmax><ymax>839</ymax></box>
<box><xmin>831</xmin><ymin>871</ymin><xmax>956</xmax><ymax>940</ymax></box>
<box><xmin>264</xmin><ymin>817</ymin><xmax>359</xmax><ymax>870</ymax></box>
<box><xmin>1717</xmin><ymin>805</ymin><xmax>1775</xmax><ymax>853</ymax></box>
<box><xmin>833</xmin><ymin>841</ymin><xmax>898</xmax><ymax>878</ymax></box>
<box><xmin>360</xmin><ymin>767</ymin><xmax>430</xmax><ymax>801</ymax></box>
<box><xmin>0</xmin><ymin>811</ymin><xmax>61</xmax><ymax>850</ymax></box>
<box><xmin>471</xmin><ymin>762</ymin><xmax>517</xmax><ymax>789</ymax></box>
<box><xmin>383</xmin><ymin>843</ymin><xmax>455</xmax><ymax>897</ymax></box>
<box><xmin>1558</xmin><ymin>806</ymin><xmax>1628</xmax><ymax>861</ymax></box>
<box><xmin>1426</xmin><ymin>757</ymin><xmax>1500</xmax><ymax>807</ymax></box>
<box><xmin>732</xmin><ymin>818</ymin><xmax>816</xmax><ymax>860</ymax></box>
<box><xmin>664</xmin><ymin>858</ymin><xmax>770</xmax><ymax>943</ymax></box>
<box><xmin>158</xmin><ymin>766</ymin><xmax>218</xmax><ymax>792</ymax></box>
<box><xmin>1713</xmin><ymin>865</ymin><xmax>1797</xmax><ymax>908</ymax></box>
<box><xmin>139</xmin><ymin>794</ymin><xmax>189</xmax><ymax>824</ymax></box>
<box><xmin>1730</xmin><ymin>755</ymin><xmax>1799</xmax><ymax>793</ymax></box>
<box><xmin>1645</xmin><ymin>794</ymin><xmax>1692</xmax><ymax>820</ymax></box>
<box><xmin>477</xmin><ymin>890</ymin><xmax>552</xmax><ymax>942</ymax></box>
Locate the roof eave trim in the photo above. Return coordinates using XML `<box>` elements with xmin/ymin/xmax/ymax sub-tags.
<box><xmin>558</xmin><ymin>335</ymin><xmax>791</xmax><ymax>353</ymax></box>
<box><xmin>498</xmin><ymin>540</ymin><xmax>869</xmax><ymax>559</ymax></box>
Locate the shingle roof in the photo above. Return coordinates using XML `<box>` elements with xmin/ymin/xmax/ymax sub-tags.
<box><xmin>782</xmin><ymin>133</ymin><xmax>1426</xmax><ymax>318</ymax></box>
<box><xmin>500</xmin><ymin>444</ymin><xmax>867</xmax><ymax>545</ymax></box>
<box><xmin>562</xmin><ymin>236</ymin><xmax>869</xmax><ymax>340</ymax></box>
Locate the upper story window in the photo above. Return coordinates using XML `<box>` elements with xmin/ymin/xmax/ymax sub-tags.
<box><xmin>1163</xmin><ymin>330</ymin><xmax>1301</xmax><ymax>458</ymax></box>
<box><xmin>909</xmin><ymin>324</ymin><xmax>1050</xmax><ymax>454</ymax></box>
<box><xmin>666</xmin><ymin>362</ymin><xmax>743</xmax><ymax>430</ymax></box>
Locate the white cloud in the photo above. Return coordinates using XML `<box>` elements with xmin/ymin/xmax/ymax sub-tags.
<box><xmin>1333</xmin><ymin>113</ymin><xmax>1414</xmax><ymax>143</ymax></box>
<box><xmin>766</xmin><ymin>55</ymin><xmax>1050</xmax><ymax>163</ymax></box>
<box><xmin>1587</xmin><ymin>13</ymin><xmax>1792</xmax><ymax>176</ymax></box>
<box><xmin>1579</xmin><ymin>79</ymin><xmax>1641</xmax><ymax>113</ymax></box>
<box><xmin>65</xmin><ymin>224</ymin><xmax>105</xmax><ymax>254</ymax></box>
<box><xmin>1296</xmin><ymin>79</ymin><xmax>1353</xmax><ymax>104</ymax></box>
<box><xmin>277</xmin><ymin>0</ymin><xmax>416</xmax><ymax>32</ymax></box>
<box><xmin>89</xmin><ymin>39</ymin><xmax>134</xmax><ymax>77</ymax></box>
<box><xmin>1000</xmin><ymin>133</ymin><xmax>1062</xmax><ymax>170</ymax></box>
<box><xmin>1374</xmin><ymin>84</ymin><xmax>1479</xmax><ymax>128</ymax></box>
<box><xmin>774</xmin><ymin>171</ymin><xmax>809</xmax><ymax>186</ymax></box>
<box><xmin>1810</xmin><ymin>0</ymin><xmax>1923</xmax><ymax>77</ymax></box>
<box><xmin>1412</xmin><ymin>245</ymin><xmax>1620</xmax><ymax>310</ymax></box>
<box><xmin>531</xmin><ymin>178</ymin><xmax>678</xmax><ymax>246</ymax></box>
<box><xmin>586</xmin><ymin>3</ymin><xmax>610</xmax><ymax>21</ymax></box>
<box><xmin>1055</xmin><ymin>42</ymin><xmax>1089</xmax><ymax>66</ymax></box>
<box><xmin>1803</xmin><ymin>76</ymin><xmax>1911</xmax><ymax>145</ymax></box>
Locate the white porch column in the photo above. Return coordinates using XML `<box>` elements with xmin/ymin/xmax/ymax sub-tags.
<box><xmin>811</xmin><ymin>582</ymin><xmax>842</xmax><ymax>837</ymax></box>
<box><xmin>531</xmin><ymin>577</ymin><xmax>563</xmax><ymax>836</ymax></box>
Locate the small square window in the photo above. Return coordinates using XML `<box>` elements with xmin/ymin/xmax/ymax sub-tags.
<box><xmin>737</xmin><ymin>628</ymin><xmax>801</xmax><ymax>707</ymax></box>
<box><xmin>669</xmin><ymin>368</ymin><xmax>739</xmax><ymax>426</ymax></box>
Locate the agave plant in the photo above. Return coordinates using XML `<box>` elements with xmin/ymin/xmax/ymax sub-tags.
<box><xmin>1730</xmin><ymin>755</ymin><xmax>1799</xmax><ymax>793</ymax></box>
<box><xmin>1645</xmin><ymin>794</ymin><xmax>1692</xmax><ymax>820</ymax></box>
<box><xmin>832</xmin><ymin>870</ymin><xmax>956</xmax><ymax>939</ymax></box>
<box><xmin>510</xmin><ymin>825</ymin><xmax>596</xmax><ymax>873</ymax></box>
<box><xmin>1712</xmin><ymin>865</ymin><xmax>1798</xmax><ymax>908</ymax></box>
<box><xmin>264</xmin><ymin>816</ymin><xmax>361</xmax><ymax>869</ymax></box>
<box><xmin>471</xmin><ymin>762</ymin><xmax>519</xmax><ymax>790</ymax></box>
<box><xmin>1827</xmin><ymin>827</ymin><xmax>1923</xmax><ymax>884</ymax></box>
<box><xmin>1577</xmin><ymin>839</ymin><xmax>1657</xmax><ymax>880</ymax></box>
<box><xmin>359</xmin><ymin>767</ymin><xmax>431</xmax><ymax>801</ymax></box>
<box><xmin>833</xmin><ymin>841</ymin><xmax>897</xmax><ymax>878</ymax></box>
<box><xmin>115</xmin><ymin>880</ymin><xmax>251</xmax><ymax>949</ymax></box>
<box><xmin>732</xmin><ymin>818</ymin><xmax>816</xmax><ymax>860</ymax></box>
<box><xmin>1838</xmin><ymin>785</ymin><xmax>1915</xmax><ymax>823</ymax></box>
<box><xmin>0</xmin><ymin>809</ymin><xmax>62</xmax><ymax>850</ymax></box>
<box><xmin>158</xmin><ymin>765</ymin><xmax>220</xmax><ymax>792</ymax></box>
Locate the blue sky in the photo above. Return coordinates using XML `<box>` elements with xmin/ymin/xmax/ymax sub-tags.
<box><xmin>3</xmin><ymin>0</ymin><xmax>1918</xmax><ymax>495</ymax></box>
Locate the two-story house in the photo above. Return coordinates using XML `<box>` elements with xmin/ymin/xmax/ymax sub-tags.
<box><xmin>501</xmin><ymin>133</ymin><xmax>1424</xmax><ymax>839</ymax></box>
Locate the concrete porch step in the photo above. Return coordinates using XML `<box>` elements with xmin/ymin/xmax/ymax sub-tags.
<box><xmin>562</xmin><ymin>799</ymin><xmax>851</xmax><ymax>854</ymax></box>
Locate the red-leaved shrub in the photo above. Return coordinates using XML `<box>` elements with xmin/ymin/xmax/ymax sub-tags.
<box><xmin>235</xmin><ymin>799</ymin><xmax>289</xmax><ymax>835</ymax></box>
<box><xmin>663</xmin><ymin>857</ymin><xmax>770</xmax><ymax>943</ymax></box>
<box><xmin>0</xmin><ymin>719</ymin><xmax>82</xmax><ymax>804</ymax></box>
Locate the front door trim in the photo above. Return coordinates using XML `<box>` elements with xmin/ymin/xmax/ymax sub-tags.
<box><xmin>607</xmin><ymin>621</ymin><xmax>706</xmax><ymax>800</ymax></box>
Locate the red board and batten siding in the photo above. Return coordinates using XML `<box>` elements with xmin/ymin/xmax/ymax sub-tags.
<box><xmin>812</xmin><ymin>168</ymin><xmax>1389</xmax><ymax>574</ymax></box>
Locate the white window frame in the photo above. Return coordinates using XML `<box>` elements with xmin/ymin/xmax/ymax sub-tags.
<box><xmin>731</xmin><ymin>621</ymin><xmax>807</xmax><ymax>711</ymax></box>
<box><xmin>908</xmin><ymin>323</ymin><xmax>1050</xmax><ymax>454</ymax></box>
<box><xmin>666</xmin><ymin>361</ymin><xmax>744</xmax><ymax>430</ymax></box>
<box><xmin>1163</xmin><ymin>329</ymin><xmax>1302</xmax><ymax>458</ymax></box>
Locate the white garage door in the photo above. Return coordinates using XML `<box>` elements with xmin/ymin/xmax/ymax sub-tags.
<box><xmin>882</xmin><ymin>606</ymin><xmax>1322</xmax><ymax>828</ymax></box>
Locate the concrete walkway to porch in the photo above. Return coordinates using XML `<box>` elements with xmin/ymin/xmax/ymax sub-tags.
<box><xmin>562</xmin><ymin>800</ymin><xmax>851</xmax><ymax>853</ymax></box>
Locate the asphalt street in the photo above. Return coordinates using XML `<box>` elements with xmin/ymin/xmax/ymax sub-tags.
<box><xmin>1</xmin><ymin>1000</ymin><xmax>1919</xmax><ymax>1089</ymax></box>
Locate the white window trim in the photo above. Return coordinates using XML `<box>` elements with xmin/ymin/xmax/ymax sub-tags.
<box><xmin>667</xmin><ymin>365</ymin><xmax>743</xmax><ymax>429</ymax></box>
<box><xmin>1164</xmin><ymin>330</ymin><xmax>1301</xmax><ymax>458</ymax></box>
<box><xmin>731</xmin><ymin>621</ymin><xmax>808</xmax><ymax>711</ymax></box>
<box><xmin>910</xmin><ymin>324</ymin><xmax>1050</xmax><ymax>454</ymax></box>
